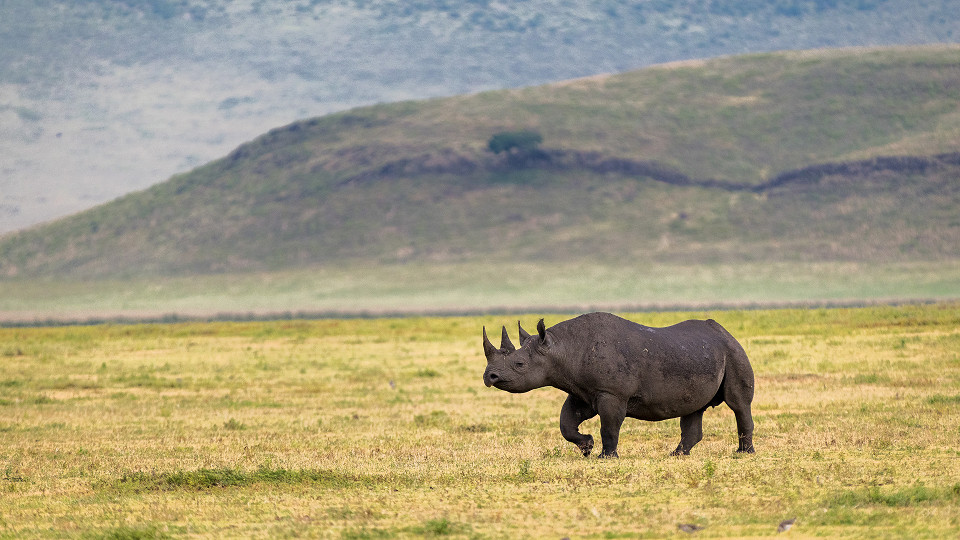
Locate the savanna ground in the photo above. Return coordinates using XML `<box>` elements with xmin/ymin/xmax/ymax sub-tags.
<box><xmin>1</xmin><ymin>304</ymin><xmax>959</xmax><ymax>538</ymax></box>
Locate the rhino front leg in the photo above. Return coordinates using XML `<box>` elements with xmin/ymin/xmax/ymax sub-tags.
<box><xmin>671</xmin><ymin>410</ymin><xmax>704</xmax><ymax>456</ymax></box>
<box><xmin>559</xmin><ymin>394</ymin><xmax>597</xmax><ymax>456</ymax></box>
<box><xmin>595</xmin><ymin>393</ymin><xmax>627</xmax><ymax>458</ymax></box>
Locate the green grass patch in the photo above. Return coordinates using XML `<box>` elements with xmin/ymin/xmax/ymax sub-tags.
<box><xmin>83</xmin><ymin>524</ymin><xmax>172</xmax><ymax>540</ymax></box>
<box><xmin>833</xmin><ymin>484</ymin><xmax>960</xmax><ymax>507</ymax></box>
<box><xmin>107</xmin><ymin>467</ymin><xmax>381</xmax><ymax>493</ymax></box>
<box><xmin>927</xmin><ymin>394</ymin><xmax>960</xmax><ymax>406</ymax></box>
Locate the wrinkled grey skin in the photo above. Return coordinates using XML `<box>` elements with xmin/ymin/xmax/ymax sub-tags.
<box><xmin>482</xmin><ymin>312</ymin><xmax>755</xmax><ymax>458</ymax></box>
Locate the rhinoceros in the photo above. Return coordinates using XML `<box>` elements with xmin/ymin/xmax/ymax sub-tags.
<box><xmin>482</xmin><ymin>312</ymin><xmax>755</xmax><ymax>457</ymax></box>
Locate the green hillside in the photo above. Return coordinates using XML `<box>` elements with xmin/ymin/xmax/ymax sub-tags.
<box><xmin>4</xmin><ymin>0</ymin><xmax>958</xmax><ymax>234</ymax></box>
<box><xmin>1</xmin><ymin>46</ymin><xmax>959</xmax><ymax>283</ymax></box>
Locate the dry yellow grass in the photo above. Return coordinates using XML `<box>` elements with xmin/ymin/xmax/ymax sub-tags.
<box><xmin>1</xmin><ymin>304</ymin><xmax>959</xmax><ymax>538</ymax></box>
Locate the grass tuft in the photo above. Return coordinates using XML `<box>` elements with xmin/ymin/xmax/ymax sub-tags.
<box><xmin>341</xmin><ymin>527</ymin><xmax>395</xmax><ymax>539</ymax></box>
<box><xmin>222</xmin><ymin>418</ymin><xmax>246</xmax><ymax>430</ymax></box>
<box><xmin>84</xmin><ymin>524</ymin><xmax>171</xmax><ymax>540</ymax></box>
<box><xmin>406</xmin><ymin>518</ymin><xmax>472</xmax><ymax>537</ymax></box>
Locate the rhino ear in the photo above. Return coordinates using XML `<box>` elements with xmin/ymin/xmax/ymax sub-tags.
<box><xmin>536</xmin><ymin>318</ymin><xmax>553</xmax><ymax>350</ymax></box>
<box><xmin>500</xmin><ymin>326</ymin><xmax>516</xmax><ymax>353</ymax></box>
<box><xmin>483</xmin><ymin>326</ymin><xmax>498</xmax><ymax>358</ymax></box>
<box><xmin>518</xmin><ymin>321</ymin><xmax>532</xmax><ymax>344</ymax></box>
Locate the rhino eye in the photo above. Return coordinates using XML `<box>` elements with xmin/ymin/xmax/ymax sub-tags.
<box><xmin>514</xmin><ymin>360</ymin><xmax>525</xmax><ymax>369</ymax></box>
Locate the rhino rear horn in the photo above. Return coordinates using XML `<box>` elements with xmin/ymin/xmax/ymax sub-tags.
<box><xmin>500</xmin><ymin>326</ymin><xmax>516</xmax><ymax>353</ymax></box>
<box><xmin>518</xmin><ymin>322</ymin><xmax>532</xmax><ymax>344</ymax></box>
<box><xmin>483</xmin><ymin>326</ymin><xmax>498</xmax><ymax>358</ymax></box>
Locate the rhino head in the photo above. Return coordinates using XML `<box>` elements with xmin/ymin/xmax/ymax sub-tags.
<box><xmin>482</xmin><ymin>319</ymin><xmax>553</xmax><ymax>393</ymax></box>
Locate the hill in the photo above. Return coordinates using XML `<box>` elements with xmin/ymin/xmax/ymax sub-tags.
<box><xmin>1</xmin><ymin>46</ymin><xmax>959</xmax><ymax>286</ymax></box>
<box><xmin>3</xmin><ymin>0</ymin><xmax>960</xmax><ymax>233</ymax></box>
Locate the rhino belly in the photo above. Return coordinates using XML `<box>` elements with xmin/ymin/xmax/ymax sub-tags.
<box><xmin>626</xmin><ymin>372</ymin><xmax>723</xmax><ymax>421</ymax></box>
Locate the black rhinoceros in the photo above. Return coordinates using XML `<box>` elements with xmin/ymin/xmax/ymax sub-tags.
<box><xmin>482</xmin><ymin>312</ymin><xmax>755</xmax><ymax>457</ymax></box>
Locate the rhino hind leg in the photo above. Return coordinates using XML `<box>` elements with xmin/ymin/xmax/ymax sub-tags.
<box><xmin>732</xmin><ymin>406</ymin><xmax>755</xmax><ymax>453</ymax></box>
<box><xmin>559</xmin><ymin>394</ymin><xmax>597</xmax><ymax>457</ymax></box>
<box><xmin>723</xmin><ymin>354</ymin><xmax>756</xmax><ymax>454</ymax></box>
<box><xmin>671</xmin><ymin>410</ymin><xmax>704</xmax><ymax>456</ymax></box>
<box><xmin>708</xmin><ymin>320</ymin><xmax>757</xmax><ymax>454</ymax></box>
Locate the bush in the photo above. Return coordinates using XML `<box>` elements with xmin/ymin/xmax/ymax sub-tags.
<box><xmin>487</xmin><ymin>130</ymin><xmax>543</xmax><ymax>154</ymax></box>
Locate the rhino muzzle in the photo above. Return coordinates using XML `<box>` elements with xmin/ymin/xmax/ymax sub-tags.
<box><xmin>483</xmin><ymin>369</ymin><xmax>501</xmax><ymax>388</ymax></box>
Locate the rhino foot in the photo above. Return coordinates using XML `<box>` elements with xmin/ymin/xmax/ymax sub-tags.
<box><xmin>578</xmin><ymin>435</ymin><xmax>594</xmax><ymax>457</ymax></box>
<box><xmin>598</xmin><ymin>450</ymin><xmax>619</xmax><ymax>459</ymax></box>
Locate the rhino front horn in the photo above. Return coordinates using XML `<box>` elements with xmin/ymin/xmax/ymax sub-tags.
<box><xmin>483</xmin><ymin>326</ymin><xmax>498</xmax><ymax>358</ymax></box>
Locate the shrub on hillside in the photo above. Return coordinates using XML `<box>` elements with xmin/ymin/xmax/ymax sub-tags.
<box><xmin>487</xmin><ymin>130</ymin><xmax>543</xmax><ymax>155</ymax></box>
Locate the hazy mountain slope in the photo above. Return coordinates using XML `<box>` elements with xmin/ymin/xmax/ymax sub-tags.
<box><xmin>1</xmin><ymin>47</ymin><xmax>958</xmax><ymax>279</ymax></box>
<box><xmin>2</xmin><ymin>0</ymin><xmax>959</xmax><ymax>232</ymax></box>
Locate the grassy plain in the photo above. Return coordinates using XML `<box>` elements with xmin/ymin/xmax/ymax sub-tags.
<box><xmin>1</xmin><ymin>304</ymin><xmax>959</xmax><ymax>538</ymax></box>
<box><xmin>2</xmin><ymin>260</ymin><xmax>960</xmax><ymax>323</ymax></box>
